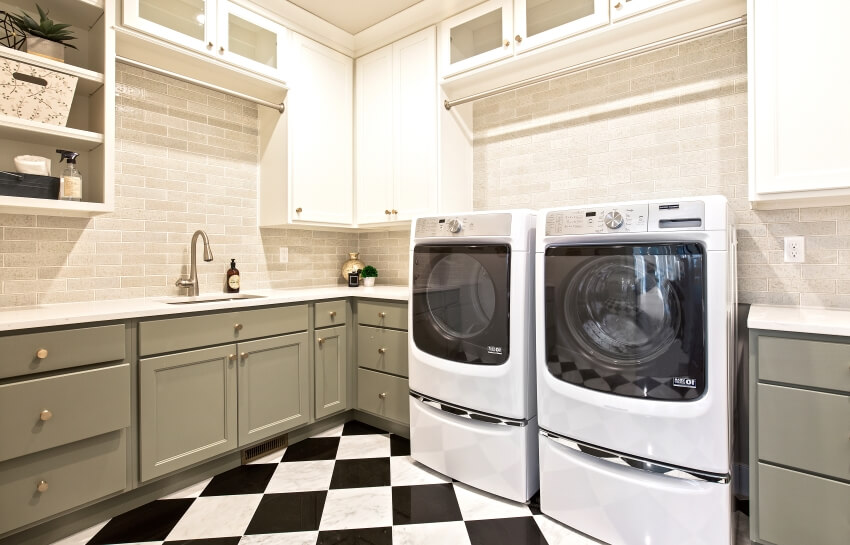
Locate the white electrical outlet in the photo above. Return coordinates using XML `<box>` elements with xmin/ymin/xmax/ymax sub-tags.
<box><xmin>784</xmin><ymin>236</ymin><xmax>805</xmax><ymax>263</ymax></box>
<box><xmin>280</xmin><ymin>247</ymin><xmax>289</xmax><ymax>263</ymax></box>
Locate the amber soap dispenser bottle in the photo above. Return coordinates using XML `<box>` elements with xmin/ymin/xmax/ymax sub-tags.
<box><xmin>226</xmin><ymin>259</ymin><xmax>240</xmax><ymax>293</ymax></box>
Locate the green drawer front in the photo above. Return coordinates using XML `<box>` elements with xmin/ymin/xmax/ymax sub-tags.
<box><xmin>0</xmin><ymin>324</ymin><xmax>125</xmax><ymax>380</ymax></box>
<box><xmin>758</xmin><ymin>384</ymin><xmax>850</xmax><ymax>481</ymax></box>
<box><xmin>358</xmin><ymin>325</ymin><xmax>408</xmax><ymax>377</ymax></box>
<box><xmin>759</xmin><ymin>335</ymin><xmax>850</xmax><ymax>393</ymax></box>
<box><xmin>359</xmin><ymin>300</ymin><xmax>407</xmax><ymax>330</ymax></box>
<box><xmin>758</xmin><ymin>463</ymin><xmax>850</xmax><ymax>545</ymax></box>
<box><xmin>357</xmin><ymin>368</ymin><xmax>409</xmax><ymax>425</ymax></box>
<box><xmin>0</xmin><ymin>431</ymin><xmax>127</xmax><ymax>535</ymax></box>
<box><xmin>140</xmin><ymin>305</ymin><xmax>307</xmax><ymax>355</ymax></box>
<box><xmin>0</xmin><ymin>364</ymin><xmax>130</xmax><ymax>463</ymax></box>
<box><xmin>315</xmin><ymin>300</ymin><xmax>347</xmax><ymax>329</ymax></box>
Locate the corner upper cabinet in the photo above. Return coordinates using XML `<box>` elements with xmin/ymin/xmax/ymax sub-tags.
<box><xmin>514</xmin><ymin>0</ymin><xmax>609</xmax><ymax>53</ymax></box>
<box><xmin>122</xmin><ymin>0</ymin><xmax>288</xmax><ymax>81</ymax></box>
<box><xmin>356</xmin><ymin>27</ymin><xmax>437</xmax><ymax>225</ymax></box>
<box><xmin>749</xmin><ymin>0</ymin><xmax>850</xmax><ymax>208</ymax></box>
<box><xmin>439</xmin><ymin>0</ymin><xmax>513</xmax><ymax>78</ymax></box>
<box><xmin>287</xmin><ymin>33</ymin><xmax>353</xmax><ymax>225</ymax></box>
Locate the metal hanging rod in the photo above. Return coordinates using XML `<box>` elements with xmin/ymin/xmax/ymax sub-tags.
<box><xmin>116</xmin><ymin>56</ymin><xmax>286</xmax><ymax>113</ymax></box>
<box><xmin>444</xmin><ymin>15</ymin><xmax>747</xmax><ymax>110</ymax></box>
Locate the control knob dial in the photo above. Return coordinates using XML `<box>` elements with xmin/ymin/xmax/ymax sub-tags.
<box><xmin>604</xmin><ymin>210</ymin><xmax>624</xmax><ymax>230</ymax></box>
<box><xmin>446</xmin><ymin>218</ymin><xmax>463</xmax><ymax>233</ymax></box>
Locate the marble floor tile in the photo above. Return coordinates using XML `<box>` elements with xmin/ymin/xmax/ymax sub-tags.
<box><xmin>389</xmin><ymin>456</ymin><xmax>451</xmax><ymax>486</ymax></box>
<box><xmin>453</xmin><ymin>482</ymin><xmax>532</xmax><ymax>521</ymax></box>
<box><xmin>281</xmin><ymin>438</ymin><xmax>340</xmax><ymax>463</ymax></box>
<box><xmin>238</xmin><ymin>532</ymin><xmax>318</xmax><ymax>545</ymax></box>
<box><xmin>161</xmin><ymin>479</ymin><xmax>213</xmax><ymax>500</ymax></box>
<box><xmin>310</xmin><ymin>424</ymin><xmax>344</xmax><ymax>438</ymax></box>
<box><xmin>465</xmin><ymin>517</ymin><xmax>548</xmax><ymax>545</ymax></box>
<box><xmin>391</xmin><ymin>484</ymin><xmax>463</xmax><ymax>525</ymax></box>
<box><xmin>265</xmin><ymin>460</ymin><xmax>335</xmax><ymax>494</ymax></box>
<box><xmin>166</xmin><ymin>495</ymin><xmax>263</xmax><ymax>541</ymax></box>
<box><xmin>335</xmin><ymin>434</ymin><xmax>391</xmax><ymax>460</ymax></box>
<box><xmin>244</xmin><ymin>492</ymin><xmax>326</xmax><ymax>535</ymax></box>
<box><xmin>318</xmin><ymin>487</ymin><xmax>393</xmax><ymax>531</ymax></box>
<box><xmin>392</xmin><ymin>521</ymin><xmax>472</xmax><ymax>545</ymax></box>
<box><xmin>329</xmin><ymin>458</ymin><xmax>391</xmax><ymax>489</ymax></box>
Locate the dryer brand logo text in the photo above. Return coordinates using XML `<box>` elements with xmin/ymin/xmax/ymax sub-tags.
<box><xmin>487</xmin><ymin>346</ymin><xmax>503</xmax><ymax>355</ymax></box>
<box><xmin>673</xmin><ymin>377</ymin><xmax>697</xmax><ymax>389</ymax></box>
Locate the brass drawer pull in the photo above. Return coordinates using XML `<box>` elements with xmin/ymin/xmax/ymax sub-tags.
<box><xmin>228</xmin><ymin>354</ymin><xmax>237</xmax><ymax>362</ymax></box>
<box><xmin>317</xmin><ymin>337</ymin><xmax>324</xmax><ymax>345</ymax></box>
<box><xmin>392</xmin><ymin>209</ymin><xmax>398</xmax><ymax>215</ymax></box>
<box><xmin>36</xmin><ymin>348</ymin><xmax>48</xmax><ymax>359</ymax></box>
<box><xmin>296</xmin><ymin>207</ymin><xmax>303</xmax><ymax>213</ymax></box>
<box><xmin>37</xmin><ymin>480</ymin><xmax>48</xmax><ymax>493</ymax></box>
<box><xmin>240</xmin><ymin>352</ymin><xmax>248</xmax><ymax>360</ymax></box>
<box><xmin>378</xmin><ymin>392</ymin><xmax>387</xmax><ymax>399</ymax></box>
<box><xmin>234</xmin><ymin>323</ymin><xmax>243</xmax><ymax>331</ymax></box>
<box><xmin>207</xmin><ymin>42</ymin><xmax>213</xmax><ymax>48</ymax></box>
<box><xmin>378</xmin><ymin>312</ymin><xmax>386</xmax><ymax>318</ymax></box>
<box><xmin>515</xmin><ymin>35</ymin><xmax>522</xmax><ymax>44</ymax></box>
<box><xmin>614</xmin><ymin>1</ymin><xmax>622</xmax><ymax>7</ymax></box>
<box><xmin>378</xmin><ymin>348</ymin><xmax>387</xmax><ymax>354</ymax></box>
<box><xmin>219</xmin><ymin>46</ymin><xmax>225</xmax><ymax>54</ymax></box>
<box><xmin>504</xmin><ymin>39</ymin><xmax>510</xmax><ymax>47</ymax></box>
<box><xmin>329</xmin><ymin>311</ymin><xmax>336</xmax><ymax>318</ymax></box>
<box><xmin>39</xmin><ymin>409</ymin><xmax>52</xmax><ymax>421</ymax></box>
<box><xmin>385</xmin><ymin>210</ymin><xmax>391</xmax><ymax>215</ymax></box>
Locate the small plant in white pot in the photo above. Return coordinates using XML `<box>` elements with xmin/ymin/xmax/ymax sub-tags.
<box><xmin>9</xmin><ymin>5</ymin><xmax>77</xmax><ymax>62</ymax></box>
<box><xmin>360</xmin><ymin>265</ymin><xmax>378</xmax><ymax>287</ymax></box>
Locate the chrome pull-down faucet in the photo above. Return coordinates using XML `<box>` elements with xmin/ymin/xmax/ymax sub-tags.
<box><xmin>175</xmin><ymin>230</ymin><xmax>214</xmax><ymax>296</ymax></box>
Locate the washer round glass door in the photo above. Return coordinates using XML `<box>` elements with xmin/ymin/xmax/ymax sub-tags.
<box><xmin>412</xmin><ymin>245</ymin><xmax>510</xmax><ymax>365</ymax></box>
<box><xmin>545</xmin><ymin>243</ymin><xmax>706</xmax><ymax>401</ymax></box>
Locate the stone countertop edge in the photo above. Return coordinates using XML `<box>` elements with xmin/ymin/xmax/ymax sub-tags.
<box><xmin>748</xmin><ymin>304</ymin><xmax>850</xmax><ymax>337</ymax></box>
<box><xmin>0</xmin><ymin>285</ymin><xmax>411</xmax><ymax>333</ymax></box>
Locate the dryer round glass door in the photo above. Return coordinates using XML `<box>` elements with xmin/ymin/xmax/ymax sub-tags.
<box><xmin>544</xmin><ymin>243</ymin><xmax>706</xmax><ymax>401</ymax></box>
<box><xmin>412</xmin><ymin>244</ymin><xmax>510</xmax><ymax>365</ymax></box>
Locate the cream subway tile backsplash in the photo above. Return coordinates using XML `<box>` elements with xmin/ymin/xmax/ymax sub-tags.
<box><xmin>0</xmin><ymin>63</ymin><xmax>407</xmax><ymax>308</ymax></box>
<box><xmin>472</xmin><ymin>25</ymin><xmax>850</xmax><ymax>309</ymax></box>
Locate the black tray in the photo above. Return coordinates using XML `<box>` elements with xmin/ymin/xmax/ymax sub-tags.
<box><xmin>0</xmin><ymin>171</ymin><xmax>60</xmax><ymax>200</ymax></box>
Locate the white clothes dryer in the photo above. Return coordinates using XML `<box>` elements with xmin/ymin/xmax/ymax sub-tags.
<box><xmin>535</xmin><ymin>196</ymin><xmax>737</xmax><ymax>545</ymax></box>
<box><xmin>408</xmin><ymin>210</ymin><xmax>538</xmax><ymax>503</ymax></box>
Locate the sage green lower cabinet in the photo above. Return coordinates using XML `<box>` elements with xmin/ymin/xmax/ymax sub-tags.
<box><xmin>315</xmin><ymin>325</ymin><xmax>347</xmax><ymax>420</ymax></box>
<box><xmin>238</xmin><ymin>333</ymin><xmax>309</xmax><ymax>446</ymax></box>
<box><xmin>0</xmin><ymin>431</ymin><xmax>126</xmax><ymax>535</ymax></box>
<box><xmin>139</xmin><ymin>345</ymin><xmax>237</xmax><ymax>482</ymax></box>
<box><xmin>357</xmin><ymin>368</ymin><xmax>409</xmax><ymax>425</ymax></box>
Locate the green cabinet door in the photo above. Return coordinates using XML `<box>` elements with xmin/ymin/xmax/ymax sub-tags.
<box><xmin>238</xmin><ymin>333</ymin><xmax>309</xmax><ymax>446</ymax></box>
<box><xmin>139</xmin><ymin>345</ymin><xmax>238</xmax><ymax>481</ymax></box>
<box><xmin>315</xmin><ymin>325</ymin><xmax>347</xmax><ymax>420</ymax></box>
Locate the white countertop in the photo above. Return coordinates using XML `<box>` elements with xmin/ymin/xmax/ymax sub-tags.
<box><xmin>748</xmin><ymin>304</ymin><xmax>850</xmax><ymax>337</ymax></box>
<box><xmin>0</xmin><ymin>285</ymin><xmax>410</xmax><ymax>332</ymax></box>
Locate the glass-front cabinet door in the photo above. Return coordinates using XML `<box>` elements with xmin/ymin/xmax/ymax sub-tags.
<box><xmin>123</xmin><ymin>0</ymin><xmax>216</xmax><ymax>52</ymax></box>
<box><xmin>514</xmin><ymin>0</ymin><xmax>610</xmax><ymax>53</ymax></box>
<box><xmin>438</xmin><ymin>0</ymin><xmax>513</xmax><ymax>78</ymax></box>
<box><xmin>218</xmin><ymin>1</ymin><xmax>287</xmax><ymax>80</ymax></box>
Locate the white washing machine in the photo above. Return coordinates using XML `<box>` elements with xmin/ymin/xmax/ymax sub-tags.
<box><xmin>535</xmin><ymin>196</ymin><xmax>737</xmax><ymax>545</ymax></box>
<box><xmin>408</xmin><ymin>210</ymin><xmax>538</xmax><ymax>503</ymax></box>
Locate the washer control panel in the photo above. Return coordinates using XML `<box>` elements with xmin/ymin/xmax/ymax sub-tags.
<box><xmin>415</xmin><ymin>213</ymin><xmax>513</xmax><ymax>238</ymax></box>
<box><xmin>546</xmin><ymin>204</ymin><xmax>649</xmax><ymax>235</ymax></box>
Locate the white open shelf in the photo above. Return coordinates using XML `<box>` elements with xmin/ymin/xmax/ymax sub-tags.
<box><xmin>0</xmin><ymin>115</ymin><xmax>104</xmax><ymax>149</ymax></box>
<box><xmin>0</xmin><ymin>195</ymin><xmax>111</xmax><ymax>217</ymax></box>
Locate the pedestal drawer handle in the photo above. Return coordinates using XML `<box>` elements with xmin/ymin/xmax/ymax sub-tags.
<box><xmin>37</xmin><ymin>480</ymin><xmax>48</xmax><ymax>493</ymax></box>
<box><xmin>378</xmin><ymin>348</ymin><xmax>387</xmax><ymax>354</ymax></box>
<box><xmin>40</xmin><ymin>409</ymin><xmax>52</xmax><ymax>421</ymax></box>
<box><xmin>329</xmin><ymin>311</ymin><xmax>336</xmax><ymax>318</ymax></box>
<box><xmin>378</xmin><ymin>392</ymin><xmax>387</xmax><ymax>399</ymax></box>
<box><xmin>234</xmin><ymin>323</ymin><xmax>243</xmax><ymax>331</ymax></box>
<box><xmin>36</xmin><ymin>348</ymin><xmax>48</xmax><ymax>359</ymax></box>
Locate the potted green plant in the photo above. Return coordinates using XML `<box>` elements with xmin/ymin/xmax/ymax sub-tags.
<box><xmin>9</xmin><ymin>5</ymin><xmax>77</xmax><ymax>62</ymax></box>
<box><xmin>360</xmin><ymin>265</ymin><xmax>378</xmax><ymax>287</ymax></box>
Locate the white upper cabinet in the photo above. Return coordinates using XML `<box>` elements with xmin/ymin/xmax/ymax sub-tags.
<box><xmin>439</xmin><ymin>0</ymin><xmax>513</xmax><ymax>78</ymax></box>
<box><xmin>122</xmin><ymin>0</ymin><xmax>288</xmax><ymax>81</ymax></box>
<box><xmin>749</xmin><ymin>0</ymin><xmax>850</xmax><ymax>208</ymax></box>
<box><xmin>610</xmin><ymin>0</ymin><xmax>680</xmax><ymax>21</ymax></box>
<box><xmin>356</xmin><ymin>27</ymin><xmax>437</xmax><ymax>226</ymax></box>
<box><xmin>515</xmin><ymin>0</ymin><xmax>609</xmax><ymax>53</ymax></box>
<box><xmin>288</xmin><ymin>33</ymin><xmax>353</xmax><ymax>225</ymax></box>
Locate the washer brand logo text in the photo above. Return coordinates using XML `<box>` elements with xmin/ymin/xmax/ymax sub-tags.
<box><xmin>673</xmin><ymin>377</ymin><xmax>697</xmax><ymax>389</ymax></box>
<box><xmin>487</xmin><ymin>346</ymin><xmax>503</xmax><ymax>355</ymax></box>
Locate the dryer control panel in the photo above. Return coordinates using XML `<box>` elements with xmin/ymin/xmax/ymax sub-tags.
<box><xmin>546</xmin><ymin>204</ymin><xmax>649</xmax><ymax>235</ymax></box>
<box><xmin>415</xmin><ymin>213</ymin><xmax>513</xmax><ymax>238</ymax></box>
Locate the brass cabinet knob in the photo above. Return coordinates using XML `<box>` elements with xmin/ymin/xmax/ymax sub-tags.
<box><xmin>329</xmin><ymin>311</ymin><xmax>336</xmax><ymax>318</ymax></box>
<box><xmin>378</xmin><ymin>392</ymin><xmax>387</xmax><ymax>399</ymax></box>
<box><xmin>240</xmin><ymin>352</ymin><xmax>248</xmax><ymax>360</ymax></box>
<box><xmin>378</xmin><ymin>312</ymin><xmax>386</xmax><ymax>318</ymax></box>
<box><xmin>296</xmin><ymin>207</ymin><xmax>303</xmax><ymax>213</ymax></box>
<box><xmin>36</xmin><ymin>348</ymin><xmax>48</xmax><ymax>359</ymax></box>
<box><xmin>378</xmin><ymin>347</ymin><xmax>387</xmax><ymax>354</ymax></box>
<box><xmin>614</xmin><ymin>2</ymin><xmax>622</xmax><ymax>7</ymax></box>
<box><xmin>515</xmin><ymin>35</ymin><xmax>523</xmax><ymax>43</ymax></box>
<box><xmin>219</xmin><ymin>46</ymin><xmax>225</xmax><ymax>53</ymax></box>
<box><xmin>504</xmin><ymin>39</ymin><xmax>510</xmax><ymax>47</ymax></box>
<box><xmin>207</xmin><ymin>41</ymin><xmax>213</xmax><ymax>48</ymax></box>
<box><xmin>40</xmin><ymin>409</ymin><xmax>52</xmax><ymax>422</ymax></box>
<box><xmin>234</xmin><ymin>323</ymin><xmax>243</xmax><ymax>331</ymax></box>
<box><xmin>385</xmin><ymin>210</ymin><xmax>391</xmax><ymax>215</ymax></box>
<box><xmin>37</xmin><ymin>480</ymin><xmax>48</xmax><ymax>493</ymax></box>
<box><xmin>317</xmin><ymin>337</ymin><xmax>324</xmax><ymax>345</ymax></box>
<box><xmin>228</xmin><ymin>354</ymin><xmax>237</xmax><ymax>362</ymax></box>
<box><xmin>392</xmin><ymin>209</ymin><xmax>398</xmax><ymax>215</ymax></box>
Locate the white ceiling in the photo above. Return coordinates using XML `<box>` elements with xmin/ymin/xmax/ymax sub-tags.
<box><xmin>286</xmin><ymin>0</ymin><xmax>425</xmax><ymax>34</ymax></box>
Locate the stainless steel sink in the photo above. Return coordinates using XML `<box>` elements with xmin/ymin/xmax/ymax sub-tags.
<box><xmin>162</xmin><ymin>294</ymin><xmax>267</xmax><ymax>305</ymax></box>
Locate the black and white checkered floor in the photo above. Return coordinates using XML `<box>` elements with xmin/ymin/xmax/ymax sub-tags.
<box><xmin>53</xmin><ymin>421</ymin><xmax>751</xmax><ymax>545</ymax></box>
